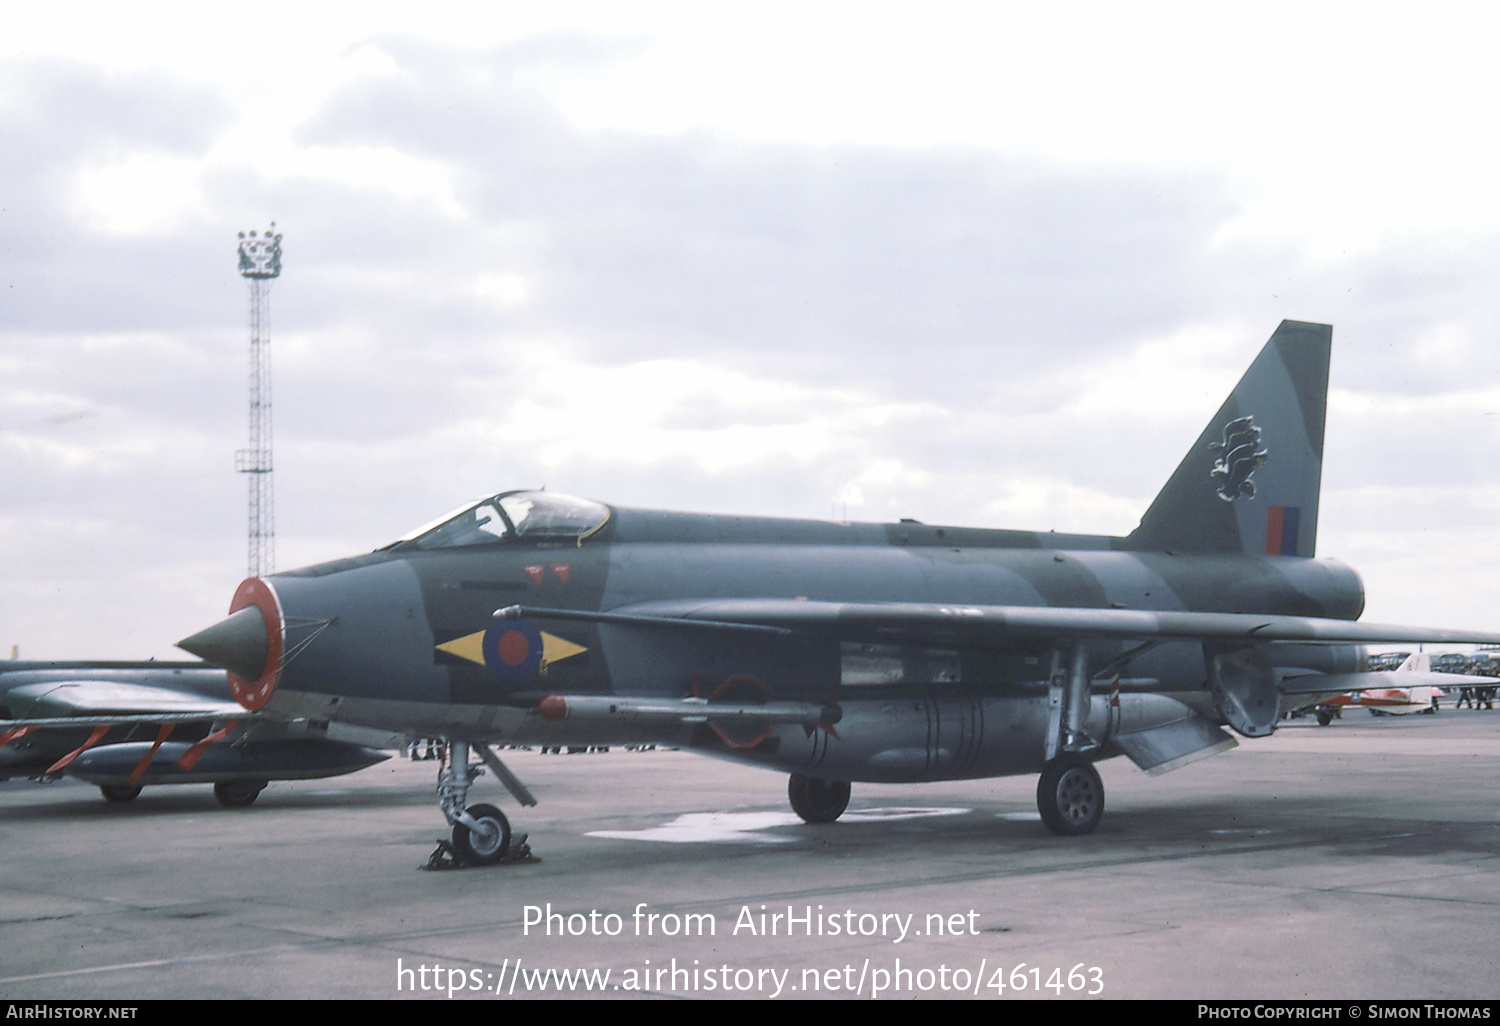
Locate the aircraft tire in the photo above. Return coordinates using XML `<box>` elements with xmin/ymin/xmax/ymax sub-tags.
<box><xmin>214</xmin><ymin>780</ymin><xmax>267</xmax><ymax>808</ymax></box>
<box><xmin>788</xmin><ymin>773</ymin><xmax>850</xmax><ymax>823</ymax></box>
<box><xmin>453</xmin><ymin>803</ymin><xmax>511</xmax><ymax>865</ymax></box>
<box><xmin>1037</xmin><ymin>756</ymin><xmax>1104</xmax><ymax>836</ymax></box>
<box><xmin>1316</xmin><ymin>709</ymin><xmax>1334</xmax><ymax>726</ymax></box>
<box><xmin>99</xmin><ymin>783</ymin><xmax>142</xmax><ymax>803</ymax></box>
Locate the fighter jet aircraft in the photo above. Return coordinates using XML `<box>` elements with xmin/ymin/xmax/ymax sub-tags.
<box><xmin>147</xmin><ymin>322</ymin><xmax>1500</xmax><ymax>861</ymax></box>
<box><xmin>0</xmin><ymin>658</ymin><xmax>390</xmax><ymax>804</ymax></box>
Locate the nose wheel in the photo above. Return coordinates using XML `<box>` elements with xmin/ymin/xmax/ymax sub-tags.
<box><xmin>452</xmin><ymin>803</ymin><xmax>511</xmax><ymax>864</ymax></box>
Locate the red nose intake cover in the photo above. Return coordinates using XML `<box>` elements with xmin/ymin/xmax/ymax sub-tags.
<box><xmin>227</xmin><ymin>577</ymin><xmax>284</xmax><ymax>711</ymax></box>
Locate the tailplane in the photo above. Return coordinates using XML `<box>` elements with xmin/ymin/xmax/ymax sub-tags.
<box><xmin>1126</xmin><ymin>320</ymin><xmax>1331</xmax><ymax>557</ymax></box>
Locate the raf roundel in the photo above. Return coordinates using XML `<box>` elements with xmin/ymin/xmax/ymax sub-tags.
<box><xmin>482</xmin><ymin>617</ymin><xmax>544</xmax><ymax>682</ymax></box>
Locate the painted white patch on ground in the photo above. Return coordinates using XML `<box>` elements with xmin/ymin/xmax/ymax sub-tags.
<box><xmin>589</xmin><ymin>811</ymin><xmax>803</xmax><ymax>844</ymax></box>
<box><xmin>841</xmin><ymin>807</ymin><xmax>969</xmax><ymax>823</ymax></box>
<box><xmin>589</xmin><ymin>807</ymin><xmax>971</xmax><ymax>844</ymax></box>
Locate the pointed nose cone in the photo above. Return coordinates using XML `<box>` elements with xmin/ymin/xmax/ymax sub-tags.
<box><xmin>177</xmin><ymin>606</ymin><xmax>269</xmax><ymax>682</ymax></box>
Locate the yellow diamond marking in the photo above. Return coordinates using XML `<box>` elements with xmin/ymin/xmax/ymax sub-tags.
<box><xmin>542</xmin><ymin>632</ymin><xmax>587</xmax><ymax>664</ymax></box>
<box><xmin>436</xmin><ymin>631</ymin><xmax>487</xmax><ymax>665</ymax></box>
<box><xmin>435</xmin><ymin>629</ymin><xmax>588</xmax><ymax>668</ymax></box>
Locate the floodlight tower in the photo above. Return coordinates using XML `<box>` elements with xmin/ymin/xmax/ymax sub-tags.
<box><xmin>235</xmin><ymin>226</ymin><xmax>282</xmax><ymax>576</ymax></box>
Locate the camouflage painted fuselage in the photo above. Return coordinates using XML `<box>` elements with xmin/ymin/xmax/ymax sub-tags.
<box><xmin>188</xmin><ymin>321</ymin><xmax>1439</xmax><ymax>786</ymax></box>
<box><xmin>254</xmin><ymin>508</ymin><xmax>1365</xmax><ymax>782</ymax></box>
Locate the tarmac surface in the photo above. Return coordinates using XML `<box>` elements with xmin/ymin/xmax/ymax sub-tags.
<box><xmin>2</xmin><ymin>708</ymin><xmax>1498</xmax><ymax>1001</ymax></box>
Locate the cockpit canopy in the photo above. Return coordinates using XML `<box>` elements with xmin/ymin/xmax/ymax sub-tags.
<box><xmin>391</xmin><ymin>491</ymin><xmax>610</xmax><ymax>550</ymax></box>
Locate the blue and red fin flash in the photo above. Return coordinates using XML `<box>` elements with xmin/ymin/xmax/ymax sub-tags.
<box><xmin>1265</xmin><ymin>505</ymin><xmax>1301</xmax><ymax>556</ymax></box>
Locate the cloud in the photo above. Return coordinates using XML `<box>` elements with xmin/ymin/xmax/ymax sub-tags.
<box><xmin>4</xmin><ymin>21</ymin><xmax>1500</xmax><ymax>657</ymax></box>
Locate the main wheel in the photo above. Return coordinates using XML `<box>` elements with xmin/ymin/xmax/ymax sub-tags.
<box><xmin>99</xmin><ymin>783</ymin><xmax>142</xmax><ymax>803</ymax></box>
<box><xmin>1036</xmin><ymin>756</ymin><xmax>1104</xmax><ymax>836</ymax></box>
<box><xmin>453</xmin><ymin>803</ymin><xmax>511</xmax><ymax>865</ymax></box>
<box><xmin>788</xmin><ymin>774</ymin><xmax>850</xmax><ymax>823</ymax></box>
<box><xmin>214</xmin><ymin>779</ymin><xmax>267</xmax><ymax>808</ymax></box>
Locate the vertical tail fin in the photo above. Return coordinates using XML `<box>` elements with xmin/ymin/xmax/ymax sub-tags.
<box><xmin>1126</xmin><ymin>320</ymin><xmax>1331</xmax><ymax>557</ymax></box>
<box><xmin>1396</xmin><ymin>652</ymin><xmax>1429</xmax><ymax>674</ymax></box>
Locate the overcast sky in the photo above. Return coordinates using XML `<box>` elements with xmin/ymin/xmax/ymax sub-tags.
<box><xmin>5</xmin><ymin>4</ymin><xmax>1500</xmax><ymax>659</ymax></box>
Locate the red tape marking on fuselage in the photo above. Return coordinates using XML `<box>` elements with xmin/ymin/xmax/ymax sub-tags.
<box><xmin>128</xmin><ymin>723</ymin><xmax>176</xmax><ymax>785</ymax></box>
<box><xmin>176</xmin><ymin>720</ymin><xmax>240</xmax><ymax>771</ymax></box>
<box><xmin>0</xmin><ymin>725</ymin><xmax>37</xmax><ymax>747</ymax></box>
<box><xmin>708</xmin><ymin>722</ymin><xmax>774</xmax><ymax>750</ymax></box>
<box><xmin>47</xmin><ymin>725</ymin><xmax>110</xmax><ymax>774</ymax></box>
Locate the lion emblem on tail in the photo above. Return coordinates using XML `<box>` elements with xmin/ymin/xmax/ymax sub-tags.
<box><xmin>1209</xmin><ymin>415</ymin><xmax>1267</xmax><ymax>502</ymax></box>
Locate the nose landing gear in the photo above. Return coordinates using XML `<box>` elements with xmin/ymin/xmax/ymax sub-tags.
<box><xmin>426</xmin><ymin>739</ymin><xmax>535</xmax><ymax>869</ymax></box>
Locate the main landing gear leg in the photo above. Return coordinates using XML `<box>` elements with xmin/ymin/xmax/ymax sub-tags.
<box><xmin>429</xmin><ymin>740</ymin><xmax>533</xmax><ymax>868</ymax></box>
<box><xmin>1037</xmin><ymin>643</ymin><xmax>1106</xmax><ymax>836</ymax></box>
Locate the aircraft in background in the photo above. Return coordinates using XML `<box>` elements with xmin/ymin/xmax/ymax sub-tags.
<box><xmin>18</xmin><ymin>320</ymin><xmax>1500</xmax><ymax>863</ymax></box>
<box><xmin>0</xmin><ymin>658</ymin><xmax>390</xmax><ymax>805</ymax></box>
<box><xmin>1300</xmin><ymin>651</ymin><xmax>1496</xmax><ymax>716</ymax></box>
<box><xmin>1353</xmin><ymin>685</ymin><xmax>1445</xmax><ymax>715</ymax></box>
